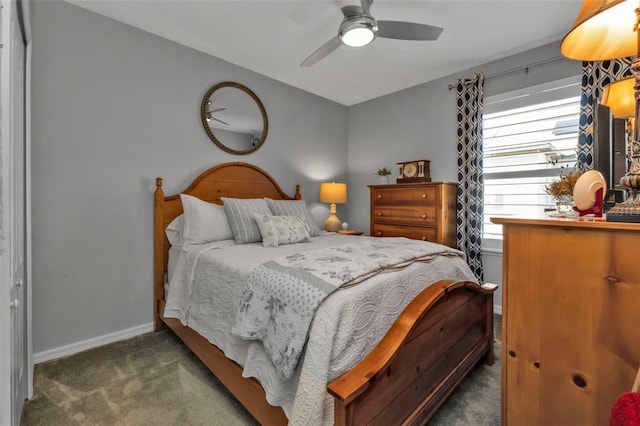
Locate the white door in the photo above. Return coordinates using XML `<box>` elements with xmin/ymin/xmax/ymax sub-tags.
<box><xmin>9</xmin><ymin>5</ymin><xmax>27</xmax><ymax>422</ymax></box>
<box><xmin>1</xmin><ymin>0</ymin><xmax>28</xmax><ymax>424</ymax></box>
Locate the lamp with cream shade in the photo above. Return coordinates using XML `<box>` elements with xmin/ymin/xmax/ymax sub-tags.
<box><xmin>319</xmin><ymin>182</ymin><xmax>347</xmax><ymax>232</ymax></box>
<box><xmin>561</xmin><ymin>0</ymin><xmax>640</xmax><ymax>222</ymax></box>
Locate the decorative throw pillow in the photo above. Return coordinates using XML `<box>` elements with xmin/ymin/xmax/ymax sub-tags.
<box><xmin>221</xmin><ymin>197</ymin><xmax>271</xmax><ymax>244</ymax></box>
<box><xmin>266</xmin><ymin>198</ymin><xmax>321</xmax><ymax>237</ymax></box>
<box><xmin>179</xmin><ymin>194</ymin><xmax>233</xmax><ymax>246</ymax></box>
<box><xmin>252</xmin><ymin>213</ymin><xmax>310</xmax><ymax>247</ymax></box>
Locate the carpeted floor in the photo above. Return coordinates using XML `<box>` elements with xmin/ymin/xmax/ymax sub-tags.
<box><xmin>21</xmin><ymin>315</ymin><xmax>502</xmax><ymax>425</ymax></box>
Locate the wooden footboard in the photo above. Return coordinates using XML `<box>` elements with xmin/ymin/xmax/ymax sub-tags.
<box><xmin>328</xmin><ymin>280</ymin><xmax>495</xmax><ymax>426</ymax></box>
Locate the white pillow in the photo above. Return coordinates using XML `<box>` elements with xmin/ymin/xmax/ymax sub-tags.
<box><xmin>253</xmin><ymin>213</ymin><xmax>310</xmax><ymax>247</ymax></box>
<box><xmin>266</xmin><ymin>198</ymin><xmax>321</xmax><ymax>237</ymax></box>
<box><xmin>180</xmin><ymin>194</ymin><xmax>233</xmax><ymax>246</ymax></box>
<box><xmin>221</xmin><ymin>197</ymin><xmax>271</xmax><ymax>244</ymax></box>
<box><xmin>165</xmin><ymin>214</ymin><xmax>185</xmax><ymax>246</ymax></box>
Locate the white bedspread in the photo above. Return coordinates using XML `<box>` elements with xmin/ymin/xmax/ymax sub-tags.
<box><xmin>163</xmin><ymin>234</ymin><xmax>477</xmax><ymax>425</ymax></box>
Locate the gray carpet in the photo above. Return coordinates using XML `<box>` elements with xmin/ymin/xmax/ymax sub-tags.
<box><xmin>21</xmin><ymin>315</ymin><xmax>501</xmax><ymax>425</ymax></box>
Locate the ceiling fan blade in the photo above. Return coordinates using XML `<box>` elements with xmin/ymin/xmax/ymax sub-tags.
<box><xmin>377</xmin><ymin>21</ymin><xmax>443</xmax><ymax>41</ymax></box>
<box><xmin>207</xmin><ymin>115</ymin><xmax>229</xmax><ymax>126</ymax></box>
<box><xmin>300</xmin><ymin>36</ymin><xmax>342</xmax><ymax>67</ymax></box>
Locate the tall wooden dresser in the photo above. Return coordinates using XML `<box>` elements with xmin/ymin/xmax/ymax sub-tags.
<box><xmin>491</xmin><ymin>217</ymin><xmax>640</xmax><ymax>426</ymax></box>
<box><xmin>368</xmin><ymin>182</ymin><xmax>457</xmax><ymax>248</ymax></box>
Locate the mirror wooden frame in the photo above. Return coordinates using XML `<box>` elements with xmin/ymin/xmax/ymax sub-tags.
<box><xmin>200</xmin><ymin>81</ymin><xmax>268</xmax><ymax>155</ymax></box>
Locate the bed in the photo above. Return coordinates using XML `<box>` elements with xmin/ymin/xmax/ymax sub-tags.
<box><xmin>153</xmin><ymin>161</ymin><xmax>496</xmax><ymax>425</ymax></box>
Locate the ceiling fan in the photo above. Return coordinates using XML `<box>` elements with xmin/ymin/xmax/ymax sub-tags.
<box><xmin>301</xmin><ymin>0</ymin><xmax>443</xmax><ymax>67</ymax></box>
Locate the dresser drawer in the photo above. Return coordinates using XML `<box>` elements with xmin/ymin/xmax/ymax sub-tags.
<box><xmin>372</xmin><ymin>186</ymin><xmax>437</xmax><ymax>204</ymax></box>
<box><xmin>372</xmin><ymin>224</ymin><xmax>436</xmax><ymax>242</ymax></box>
<box><xmin>372</xmin><ymin>206</ymin><xmax>437</xmax><ymax>225</ymax></box>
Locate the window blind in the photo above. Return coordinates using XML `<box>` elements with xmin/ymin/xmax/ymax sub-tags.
<box><xmin>482</xmin><ymin>78</ymin><xmax>581</xmax><ymax>240</ymax></box>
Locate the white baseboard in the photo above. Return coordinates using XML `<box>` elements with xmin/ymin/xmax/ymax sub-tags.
<box><xmin>33</xmin><ymin>322</ymin><xmax>154</xmax><ymax>364</ymax></box>
<box><xmin>493</xmin><ymin>304</ymin><xmax>502</xmax><ymax>315</ymax></box>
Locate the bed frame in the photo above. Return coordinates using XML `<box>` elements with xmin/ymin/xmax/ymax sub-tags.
<box><xmin>153</xmin><ymin>161</ymin><xmax>496</xmax><ymax>425</ymax></box>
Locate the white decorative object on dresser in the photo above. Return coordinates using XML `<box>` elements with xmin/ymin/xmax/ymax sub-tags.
<box><xmin>368</xmin><ymin>182</ymin><xmax>457</xmax><ymax>247</ymax></box>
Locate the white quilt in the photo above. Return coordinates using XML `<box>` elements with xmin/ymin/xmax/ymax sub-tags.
<box><xmin>232</xmin><ymin>238</ymin><xmax>466</xmax><ymax>381</ymax></box>
<box><xmin>163</xmin><ymin>234</ymin><xmax>477</xmax><ymax>425</ymax></box>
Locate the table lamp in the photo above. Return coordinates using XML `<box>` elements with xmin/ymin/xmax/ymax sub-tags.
<box><xmin>319</xmin><ymin>182</ymin><xmax>347</xmax><ymax>232</ymax></box>
<box><xmin>561</xmin><ymin>0</ymin><xmax>640</xmax><ymax>222</ymax></box>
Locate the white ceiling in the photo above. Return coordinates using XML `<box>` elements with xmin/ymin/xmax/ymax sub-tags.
<box><xmin>65</xmin><ymin>0</ymin><xmax>583</xmax><ymax>106</ymax></box>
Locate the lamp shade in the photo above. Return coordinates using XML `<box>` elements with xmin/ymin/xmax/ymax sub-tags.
<box><xmin>560</xmin><ymin>0</ymin><xmax>637</xmax><ymax>60</ymax></box>
<box><xmin>602</xmin><ymin>76</ymin><xmax>636</xmax><ymax>118</ymax></box>
<box><xmin>319</xmin><ymin>182</ymin><xmax>347</xmax><ymax>204</ymax></box>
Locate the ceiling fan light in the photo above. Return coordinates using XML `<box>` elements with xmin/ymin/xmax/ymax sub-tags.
<box><xmin>341</xmin><ymin>27</ymin><xmax>375</xmax><ymax>47</ymax></box>
<box><xmin>339</xmin><ymin>15</ymin><xmax>377</xmax><ymax>47</ymax></box>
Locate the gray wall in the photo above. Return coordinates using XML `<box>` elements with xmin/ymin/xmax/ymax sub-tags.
<box><xmin>346</xmin><ymin>41</ymin><xmax>581</xmax><ymax>310</ymax></box>
<box><xmin>30</xmin><ymin>1</ymin><xmax>348</xmax><ymax>354</ymax></box>
<box><xmin>31</xmin><ymin>1</ymin><xmax>582</xmax><ymax>355</ymax></box>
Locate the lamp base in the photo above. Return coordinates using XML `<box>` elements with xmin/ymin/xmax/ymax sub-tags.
<box><xmin>324</xmin><ymin>213</ymin><xmax>342</xmax><ymax>232</ymax></box>
<box><xmin>605</xmin><ymin>55</ymin><xmax>640</xmax><ymax>223</ymax></box>
<box><xmin>606</xmin><ymin>189</ymin><xmax>640</xmax><ymax>222</ymax></box>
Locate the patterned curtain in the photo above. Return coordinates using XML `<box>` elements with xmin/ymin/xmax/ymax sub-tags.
<box><xmin>456</xmin><ymin>73</ymin><xmax>484</xmax><ymax>282</ymax></box>
<box><xmin>579</xmin><ymin>58</ymin><xmax>633</xmax><ymax>168</ymax></box>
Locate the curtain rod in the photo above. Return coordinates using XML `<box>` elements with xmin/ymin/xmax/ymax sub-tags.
<box><xmin>447</xmin><ymin>56</ymin><xmax>566</xmax><ymax>90</ymax></box>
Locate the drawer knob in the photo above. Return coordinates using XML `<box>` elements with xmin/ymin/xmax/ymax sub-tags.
<box><xmin>421</xmin><ymin>236</ymin><xmax>426</xmax><ymax>241</ymax></box>
<box><xmin>377</xmin><ymin>231</ymin><xmax>382</xmax><ymax>236</ymax></box>
<box><xmin>422</xmin><ymin>214</ymin><xmax>427</xmax><ymax>219</ymax></box>
<box><xmin>377</xmin><ymin>195</ymin><xmax>382</xmax><ymax>199</ymax></box>
<box><xmin>605</xmin><ymin>274</ymin><xmax>621</xmax><ymax>284</ymax></box>
<box><xmin>378</xmin><ymin>213</ymin><xmax>383</xmax><ymax>217</ymax></box>
<box><xmin>422</xmin><ymin>193</ymin><xmax>427</xmax><ymax>199</ymax></box>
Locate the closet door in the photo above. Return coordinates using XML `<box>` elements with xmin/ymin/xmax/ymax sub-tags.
<box><xmin>1</xmin><ymin>0</ymin><xmax>28</xmax><ymax>424</ymax></box>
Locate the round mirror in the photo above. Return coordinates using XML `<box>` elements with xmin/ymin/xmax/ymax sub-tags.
<box><xmin>200</xmin><ymin>82</ymin><xmax>268</xmax><ymax>155</ymax></box>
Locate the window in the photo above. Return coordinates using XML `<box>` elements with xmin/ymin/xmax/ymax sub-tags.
<box><xmin>482</xmin><ymin>77</ymin><xmax>581</xmax><ymax>240</ymax></box>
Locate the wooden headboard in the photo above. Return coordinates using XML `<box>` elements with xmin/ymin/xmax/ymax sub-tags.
<box><xmin>153</xmin><ymin>161</ymin><xmax>301</xmax><ymax>330</ymax></box>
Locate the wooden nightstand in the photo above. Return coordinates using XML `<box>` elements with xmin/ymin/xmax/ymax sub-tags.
<box><xmin>337</xmin><ymin>230</ymin><xmax>363</xmax><ymax>235</ymax></box>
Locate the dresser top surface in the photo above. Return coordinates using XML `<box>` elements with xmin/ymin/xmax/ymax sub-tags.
<box><xmin>368</xmin><ymin>182</ymin><xmax>456</xmax><ymax>188</ymax></box>
<box><xmin>491</xmin><ymin>216</ymin><xmax>640</xmax><ymax>232</ymax></box>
